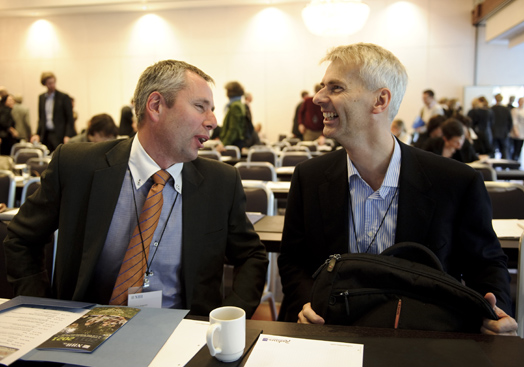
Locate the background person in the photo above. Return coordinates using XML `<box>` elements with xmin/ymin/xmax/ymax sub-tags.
<box><xmin>31</xmin><ymin>72</ymin><xmax>76</xmax><ymax>152</ymax></box>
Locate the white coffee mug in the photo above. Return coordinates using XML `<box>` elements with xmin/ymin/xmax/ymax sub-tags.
<box><xmin>206</xmin><ymin>306</ymin><xmax>246</xmax><ymax>363</ymax></box>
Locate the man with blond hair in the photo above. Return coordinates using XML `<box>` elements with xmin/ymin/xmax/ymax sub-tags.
<box><xmin>278</xmin><ymin>43</ymin><xmax>517</xmax><ymax>335</ymax></box>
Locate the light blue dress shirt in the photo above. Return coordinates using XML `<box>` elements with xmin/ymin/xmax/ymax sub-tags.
<box><xmin>96</xmin><ymin>135</ymin><xmax>184</xmax><ymax>308</ymax></box>
<box><xmin>347</xmin><ymin>137</ymin><xmax>401</xmax><ymax>254</ymax></box>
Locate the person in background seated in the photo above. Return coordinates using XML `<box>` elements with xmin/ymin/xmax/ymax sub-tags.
<box><xmin>422</xmin><ymin>118</ymin><xmax>465</xmax><ymax>159</ymax></box>
<box><xmin>390</xmin><ymin>119</ymin><xmax>411</xmax><ymax>145</ymax></box>
<box><xmin>277</xmin><ymin>42</ymin><xmax>516</xmax><ymax>335</ymax></box>
<box><xmin>412</xmin><ymin>115</ymin><xmax>446</xmax><ymax>149</ymax></box>
<box><xmin>4</xmin><ymin>59</ymin><xmax>268</xmax><ymax>318</ymax></box>
<box><xmin>68</xmin><ymin>113</ymin><xmax>118</xmax><ymax>144</ymax></box>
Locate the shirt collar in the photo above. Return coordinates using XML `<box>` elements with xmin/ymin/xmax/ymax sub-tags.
<box><xmin>46</xmin><ymin>91</ymin><xmax>55</xmax><ymax>99</ymax></box>
<box><xmin>347</xmin><ymin>137</ymin><xmax>401</xmax><ymax>198</ymax></box>
<box><xmin>129</xmin><ymin>134</ymin><xmax>183</xmax><ymax>194</ymax></box>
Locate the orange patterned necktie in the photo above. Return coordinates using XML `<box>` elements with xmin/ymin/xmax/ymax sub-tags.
<box><xmin>109</xmin><ymin>169</ymin><xmax>171</xmax><ymax>305</ymax></box>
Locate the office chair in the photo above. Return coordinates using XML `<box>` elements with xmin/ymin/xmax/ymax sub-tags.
<box><xmin>221</xmin><ymin>145</ymin><xmax>241</xmax><ymax>159</ymax></box>
<box><xmin>20</xmin><ymin>177</ymin><xmax>41</xmax><ymax>205</ymax></box>
<box><xmin>241</xmin><ymin>180</ymin><xmax>278</xmax><ymax>320</ymax></box>
<box><xmin>235</xmin><ymin>162</ymin><xmax>277</xmax><ymax>182</ymax></box>
<box><xmin>197</xmin><ymin>149</ymin><xmax>221</xmax><ymax>161</ymax></box>
<box><xmin>0</xmin><ymin>170</ymin><xmax>16</xmax><ymax>208</ymax></box>
<box><xmin>484</xmin><ymin>182</ymin><xmax>524</xmax><ymax>219</ymax></box>
<box><xmin>26</xmin><ymin>157</ymin><xmax>51</xmax><ymax>177</ymax></box>
<box><xmin>468</xmin><ymin>162</ymin><xmax>497</xmax><ymax>181</ymax></box>
<box><xmin>279</xmin><ymin>151</ymin><xmax>312</xmax><ymax>167</ymax></box>
<box><xmin>13</xmin><ymin>148</ymin><xmax>43</xmax><ymax>165</ymax></box>
<box><xmin>247</xmin><ymin>147</ymin><xmax>278</xmax><ymax>166</ymax></box>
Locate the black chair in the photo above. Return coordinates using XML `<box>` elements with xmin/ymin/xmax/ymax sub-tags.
<box><xmin>21</xmin><ymin>177</ymin><xmax>41</xmax><ymax>204</ymax></box>
<box><xmin>247</xmin><ymin>147</ymin><xmax>278</xmax><ymax>166</ymax></box>
<box><xmin>0</xmin><ymin>170</ymin><xmax>16</xmax><ymax>208</ymax></box>
<box><xmin>467</xmin><ymin>162</ymin><xmax>497</xmax><ymax>181</ymax></box>
<box><xmin>484</xmin><ymin>182</ymin><xmax>524</xmax><ymax>219</ymax></box>
<box><xmin>26</xmin><ymin>157</ymin><xmax>51</xmax><ymax>177</ymax></box>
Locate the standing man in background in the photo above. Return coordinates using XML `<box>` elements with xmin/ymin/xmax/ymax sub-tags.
<box><xmin>31</xmin><ymin>72</ymin><xmax>76</xmax><ymax>152</ymax></box>
<box><xmin>298</xmin><ymin>84</ymin><xmax>324</xmax><ymax>141</ymax></box>
<box><xmin>292</xmin><ymin>90</ymin><xmax>309</xmax><ymax>140</ymax></box>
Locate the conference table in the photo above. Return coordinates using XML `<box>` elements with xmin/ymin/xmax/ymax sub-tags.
<box><xmin>8</xmin><ymin>313</ymin><xmax>524</xmax><ymax>367</ymax></box>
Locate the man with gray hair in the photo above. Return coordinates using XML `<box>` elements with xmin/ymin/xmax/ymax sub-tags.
<box><xmin>5</xmin><ymin>60</ymin><xmax>268</xmax><ymax>317</ymax></box>
<box><xmin>278</xmin><ymin>43</ymin><xmax>516</xmax><ymax>335</ymax></box>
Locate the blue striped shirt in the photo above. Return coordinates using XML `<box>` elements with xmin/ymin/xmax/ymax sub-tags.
<box><xmin>347</xmin><ymin>138</ymin><xmax>401</xmax><ymax>254</ymax></box>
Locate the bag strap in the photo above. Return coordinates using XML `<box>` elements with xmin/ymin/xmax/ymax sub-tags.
<box><xmin>380</xmin><ymin>242</ymin><xmax>444</xmax><ymax>271</ymax></box>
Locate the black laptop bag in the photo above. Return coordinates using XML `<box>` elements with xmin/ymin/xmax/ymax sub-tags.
<box><xmin>310</xmin><ymin>242</ymin><xmax>498</xmax><ymax>333</ymax></box>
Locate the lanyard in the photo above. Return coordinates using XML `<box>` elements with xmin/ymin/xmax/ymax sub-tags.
<box><xmin>129</xmin><ymin>168</ymin><xmax>178</xmax><ymax>280</ymax></box>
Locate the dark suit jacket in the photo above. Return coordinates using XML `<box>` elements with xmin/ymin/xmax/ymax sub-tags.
<box><xmin>278</xmin><ymin>142</ymin><xmax>512</xmax><ymax>321</ymax></box>
<box><xmin>37</xmin><ymin>90</ymin><xmax>75</xmax><ymax>140</ymax></box>
<box><xmin>4</xmin><ymin>138</ymin><xmax>268</xmax><ymax>317</ymax></box>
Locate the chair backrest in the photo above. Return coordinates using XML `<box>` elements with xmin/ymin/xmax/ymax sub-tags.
<box><xmin>279</xmin><ymin>151</ymin><xmax>312</xmax><ymax>167</ymax></box>
<box><xmin>13</xmin><ymin>148</ymin><xmax>43</xmax><ymax>164</ymax></box>
<box><xmin>242</xmin><ymin>180</ymin><xmax>275</xmax><ymax>216</ymax></box>
<box><xmin>10</xmin><ymin>142</ymin><xmax>34</xmax><ymax>157</ymax></box>
<box><xmin>282</xmin><ymin>145</ymin><xmax>311</xmax><ymax>154</ymax></box>
<box><xmin>517</xmin><ymin>232</ymin><xmax>524</xmax><ymax>338</ymax></box>
<box><xmin>20</xmin><ymin>177</ymin><xmax>41</xmax><ymax>205</ymax></box>
<box><xmin>26</xmin><ymin>157</ymin><xmax>51</xmax><ymax>177</ymax></box>
<box><xmin>247</xmin><ymin>147</ymin><xmax>278</xmax><ymax>166</ymax></box>
<box><xmin>484</xmin><ymin>182</ymin><xmax>524</xmax><ymax>219</ymax></box>
<box><xmin>0</xmin><ymin>170</ymin><xmax>16</xmax><ymax>208</ymax></box>
<box><xmin>468</xmin><ymin>162</ymin><xmax>497</xmax><ymax>181</ymax></box>
<box><xmin>197</xmin><ymin>150</ymin><xmax>221</xmax><ymax>161</ymax></box>
<box><xmin>297</xmin><ymin>141</ymin><xmax>318</xmax><ymax>152</ymax></box>
<box><xmin>222</xmin><ymin>145</ymin><xmax>241</xmax><ymax>159</ymax></box>
<box><xmin>235</xmin><ymin>162</ymin><xmax>277</xmax><ymax>182</ymax></box>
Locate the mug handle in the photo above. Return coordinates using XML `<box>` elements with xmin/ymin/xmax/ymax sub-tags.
<box><xmin>206</xmin><ymin>323</ymin><xmax>222</xmax><ymax>356</ymax></box>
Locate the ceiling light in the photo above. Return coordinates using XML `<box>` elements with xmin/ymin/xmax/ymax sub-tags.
<box><xmin>302</xmin><ymin>0</ymin><xmax>370</xmax><ymax>37</ymax></box>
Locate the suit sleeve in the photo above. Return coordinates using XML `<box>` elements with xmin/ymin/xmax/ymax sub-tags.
<box><xmin>456</xmin><ymin>173</ymin><xmax>513</xmax><ymax>314</ymax></box>
<box><xmin>222</xmin><ymin>169</ymin><xmax>269</xmax><ymax>317</ymax></box>
<box><xmin>63</xmin><ymin>94</ymin><xmax>76</xmax><ymax>137</ymax></box>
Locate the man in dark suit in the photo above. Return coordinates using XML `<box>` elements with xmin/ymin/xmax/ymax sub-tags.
<box><xmin>277</xmin><ymin>43</ymin><xmax>517</xmax><ymax>335</ymax></box>
<box><xmin>31</xmin><ymin>72</ymin><xmax>76</xmax><ymax>151</ymax></box>
<box><xmin>5</xmin><ymin>60</ymin><xmax>268</xmax><ymax>317</ymax></box>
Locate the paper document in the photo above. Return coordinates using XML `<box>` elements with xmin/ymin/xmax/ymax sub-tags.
<box><xmin>0</xmin><ymin>306</ymin><xmax>89</xmax><ymax>366</ymax></box>
<box><xmin>244</xmin><ymin>334</ymin><xmax>363</xmax><ymax>367</ymax></box>
<box><xmin>492</xmin><ymin>219</ymin><xmax>524</xmax><ymax>239</ymax></box>
<box><xmin>149</xmin><ymin>319</ymin><xmax>208</xmax><ymax>367</ymax></box>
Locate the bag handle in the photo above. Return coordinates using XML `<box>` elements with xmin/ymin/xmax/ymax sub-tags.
<box><xmin>380</xmin><ymin>242</ymin><xmax>444</xmax><ymax>271</ymax></box>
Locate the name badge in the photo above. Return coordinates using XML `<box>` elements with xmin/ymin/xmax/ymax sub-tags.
<box><xmin>128</xmin><ymin>289</ymin><xmax>162</xmax><ymax>308</ymax></box>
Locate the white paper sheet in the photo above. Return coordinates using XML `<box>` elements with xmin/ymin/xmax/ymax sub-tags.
<box><xmin>492</xmin><ymin>219</ymin><xmax>524</xmax><ymax>239</ymax></box>
<box><xmin>148</xmin><ymin>319</ymin><xmax>208</xmax><ymax>367</ymax></box>
<box><xmin>0</xmin><ymin>306</ymin><xmax>89</xmax><ymax>366</ymax></box>
<box><xmin>243</xmin><ymin>334</ymin><xmax>363</xmax><ymax>367</ymax></box>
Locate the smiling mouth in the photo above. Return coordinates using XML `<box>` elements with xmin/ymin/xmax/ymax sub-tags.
<box><xmin>198</xmin><ymin>137</ymin><xmax>208</xmax><ymax>144</ymax></box>
<box><xmin>323</xmin><ymin>112</ymin><xmax>338</xmax><ymax>121</ymax></box>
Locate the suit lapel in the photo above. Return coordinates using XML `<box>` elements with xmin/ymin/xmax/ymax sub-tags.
<box><xmin>179</xmin><ymin>160</ymin><xmax>204</xmax><ymax>307</ymax></box>
<box><xmin>318</xmin><ymin>150</ymin><xmax>350</xmax><ymax>253</ymax></box>
<box><xmin>395</xmin><ymin>143</ymin><xmax>436</xmax><ymax>244</ymax></box>
<box><xmin>75</xmin><ymin>139</ymin><xmax>132</xmax><ymax>295</ymax></box>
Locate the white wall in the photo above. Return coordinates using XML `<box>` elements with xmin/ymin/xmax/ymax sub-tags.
<box><xmin>1</xmin><ymin>0</ymin><xmax>523</xmax><ymax>142</ymax></box>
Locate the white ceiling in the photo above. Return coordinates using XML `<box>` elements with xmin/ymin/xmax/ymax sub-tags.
<box><xmin>0</xmin><ymin>0</ymin><xmax>308</xmax><ymax>17</ymax></box>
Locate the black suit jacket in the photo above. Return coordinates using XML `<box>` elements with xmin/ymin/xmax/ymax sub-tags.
<box><xmin>4</xmin><ymin>138</ymin><xmax>268</xmax><ymax>317</ymax></box>
<box><xmin>37</xmin><ymin>90</ymin><xmax>75</xmax><ymax>140</ymax></box>
<box><xmin>278</xmin><ymin>142</ymin><xmax>511</xmax><ymax>321</ymax></box>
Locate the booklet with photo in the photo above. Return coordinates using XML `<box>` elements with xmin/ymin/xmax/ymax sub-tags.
<box><xmin>37</xmin><ymin>306</ymin><xmax>140</xmax><ymax>353</ymax></box>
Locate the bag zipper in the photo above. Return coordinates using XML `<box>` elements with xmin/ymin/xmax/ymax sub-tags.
<box><xmin>312</xmin><ymin>254</ymin><xmax>341</xmax><ymax>278</ymax></box>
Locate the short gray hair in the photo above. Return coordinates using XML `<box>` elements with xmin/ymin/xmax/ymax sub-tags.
<box><xmin>322</xmin><ymin>43</ymin><xmax>408</xmax><ymax>121</ymax></box>
<box><xmin>133</xmin><ymin>60</ymin><xmax>214</xmax><ymax>125</ymax></box>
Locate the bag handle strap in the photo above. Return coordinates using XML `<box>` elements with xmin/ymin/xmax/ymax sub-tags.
<box><xmin>380</xmin><ymin>242</ymin><xmax>444</xmax><ymax>271</ymax></box>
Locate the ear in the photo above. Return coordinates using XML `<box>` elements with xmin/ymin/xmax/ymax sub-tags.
<box><xmin>371</xmin><ymin>88</ymin><xmax>391</xmax><ymax>115</ymax></box>
<box><xmin>145</xmin><ymin>91</ymin><xmax>164</xmax><ymax>123</ymax></box>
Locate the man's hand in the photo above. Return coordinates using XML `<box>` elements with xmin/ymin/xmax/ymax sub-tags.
<box><xmin>30</xmin><ymin>135</ymin><xmax>40</xmax><ymax>143</ymax></box>
<box><xmin>297</xmin><ymin>302</ymin><xmax>325</xmax><ymax>324</ymax></box>
<box><xmin>63</xmin><ymin>136</ymin><xmax>70</xmax><ymax>144</ymax></box>
<box><xmin>298</xmin><ymin>124</ymin><xmax>306</xmax><ymax>134</ymax></box>
<box><xmin>481</xmin><ymin>293</ymin><xmax>518</xmax><ymax>336</ymax></box>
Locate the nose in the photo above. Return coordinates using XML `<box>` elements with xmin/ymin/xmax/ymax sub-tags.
<box><xmin>312</xmin><ymin>88</ymin><xmax>325</xmax><ymax>106</ymax></box>
<box><xmin>205</xmin><ymin>111</ymin><xmax>218</xmax><ymax>131</ymax></box>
